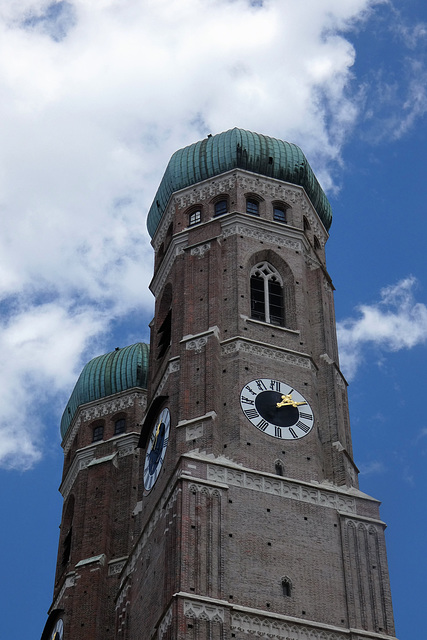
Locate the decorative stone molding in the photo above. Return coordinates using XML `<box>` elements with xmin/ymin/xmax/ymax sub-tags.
<box><xmin>177</xmin><ymin>410</ymin><xmax>217</xmax><ymax>441</ymax></box>
<box><xmin>116</xmin><ymin>433</ymin><xmax>140</xmax><ymax>457</ymax></box>
<box><xmin>221</xmin><ymin>338</ymin><xmax>314</xmax><ymax>371</ymax></box>
<box><xmin>63</xmin><ymin>390</ymin><xmax>146</xmax><ymax>454</ymax></box>
<box><xmin>207</xmin><ymin>465</ymin><xmax>356</xmax><ymax>514</ymax></box>
<box><xmin>190</xmin><ymin>242</ymin><xmax>211</xmax><ymax>257</ymax></box>
<box><xmin>175</xmin><ymin>174</ymin><xmax>237</xmax><ymax>211</ymax></box>
<box><xmin>61</xmin><ymin>433</ymin><xmax>140</xmax><ymax>499</ymax></box>
<box><xmin>231</xmin><ymin>612</ymin><xmax>347</xmax><ymax>640</ymax></box>
<box><xmin>150</xmin><ymin>234</ymin><xmax>188</xmax><ymax>298</ymax></box>
<box><xmin>181</xmin><ymin>326</ymin><xmax>220</xmax><ymax>353</ymax></box>
<box><xmin>158</xmin><ymin>604</ymin><xmax>173</xmax><ymax>639</ymax></box>
<box><xmin>108</xmin><ymin>557</ymin><xmax>128</xmax><ymax>576</ymax></box>
<box><xmin>51</xmin><ymin>573</ymin><xmax>76</xmax><ymax>611</ymax></box>
<box><xmin>155</xmin><ymin>357</ymin><xmax>181</xmax><ymax>398</ymax></box>
<box><xmin>115</xmin><ymin>579</ymin><xmax>131</xmax><ymax>610</ymax></box>
<box><xmin>186</xmin><ymin>423</ymin><xmax>204</xmax><ymax>440</ymax></box>
<box><xmin>188</xmin><ymin>482</ymin><xmax>222</xmax><ymax>498</ymax></box>
<box><xmin>304</xmin><ymin>253</ymin><xmax>322</xmax><ymax>271</ymax></box>
<box><xmin>222</xmin><ymin>221</ymin><xmax>301</xmax><ymax>251</ymax></box>
<box><xmin>184</xmin><ymin>600</ymin><xmax>225</xmax><ymax>623</ymax></box>
<box><xmin>60</xmin><ymin>448</ymin><xmax>94</xmax><ymax>499</ymax></box>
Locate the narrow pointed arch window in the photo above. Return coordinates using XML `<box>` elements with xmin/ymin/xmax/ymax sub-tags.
<box><xmin>250</xmin><ymin>262</ymin><xmax>284</xmax><ymax>326</ymax></box>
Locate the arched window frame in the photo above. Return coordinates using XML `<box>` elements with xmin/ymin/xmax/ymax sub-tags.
<box><xmin>250</xmin><ymin>261</ymin><xmax>284</xmax><ymax>326</ymax></box>
<box><xmin>92</xmin><ymin>424</ymin><xmax>104</xmax><ymax>442</ymax></box>
<box><xmin>213</xmin><ymin>196</ymin><xmax>228</xmax><ymax>217</ymax></box>
<box><xmin>114</xmin><ymin>417</ymin><xmax>126</xmax><ymax>435</ymax></box>
<box><xmin>281</xmin><ymin>576</ymin><xmax>293</xmax><ymax>597</ymax></box>
<box><xmin>272</xmin><ymin>201</ymin><xmax>289</xmax><ymax>224</ymax></box>
<box><xmin>187</xmin><ymin>206</ymin><xmax>202</xmax><ymax>227</ymax></box>
<box><xmin>246</xmin><ymin>197</ymin><xmax>260</xmax><ymax>216</ymax></box>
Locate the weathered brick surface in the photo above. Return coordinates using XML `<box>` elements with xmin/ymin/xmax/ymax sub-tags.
<box><xmin>45</xmin><ymin>169</ymin><xmax>396</xmax><ymax>640</ymax></box>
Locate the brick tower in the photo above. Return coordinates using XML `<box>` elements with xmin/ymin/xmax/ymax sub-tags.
<box><xmin>41</xmin><ymin>129</ymin><xmax>397</xmax><ymax>640</ymax></box>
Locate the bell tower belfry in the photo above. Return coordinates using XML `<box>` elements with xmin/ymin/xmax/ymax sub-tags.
<box><xmin>125</xmin><ymin>129</ymin><xmax>397</xmax><ymax>639</ymax></box>
<box><xmin>42</xmin><ymin>128</ymin><xmax>397</xmax><ymax>640</ymax></box>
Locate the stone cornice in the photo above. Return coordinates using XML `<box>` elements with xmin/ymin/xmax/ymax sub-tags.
<box><xmin>62</xmin><ymin>388</ymin><xmax>147</xmax><ymax>454</ymax></box>
<box><xmin>60</xmin><ymin>433</ymin><xmax>140</xmax><ymax>499</ymax></box>
<box><xmin>220</xmin><ymin>336</ymin><xmax>316</xmax><ymax>371</ymax></box>
<box><xmin>183</xmin><ymin>450</ymin><xmax>378</xmax><ymax>507</ymax></box>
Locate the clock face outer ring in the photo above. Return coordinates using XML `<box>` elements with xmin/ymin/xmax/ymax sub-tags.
<box><xmin>240</xmin><ymin>378</ymin><xmax>314</xmax><ymax>440</ymax></box>
<box><xmin>143</xmin><ymin>407</ymin><xmax>170</xmax><ymax>493</ymax></box>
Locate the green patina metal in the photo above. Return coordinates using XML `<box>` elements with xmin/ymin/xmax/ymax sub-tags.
<box><xmin>147</xmin><ymin>127</ymin><xmax>332</xmax><ymax>237</ymax></box>
<box><xmin>60</xmin><ymin>342</ymin><xmax>150</xmax><ymax>439</ymax></box>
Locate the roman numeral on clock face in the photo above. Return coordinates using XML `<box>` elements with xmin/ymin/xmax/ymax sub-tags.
<box><xmin>244</xmin><ymin>408</ymin><xmax>259</xmax><ymax>420</ymax></box>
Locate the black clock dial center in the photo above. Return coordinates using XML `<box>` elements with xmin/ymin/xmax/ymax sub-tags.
<box><xmin>255</xmin><ymin>390</ymin><xmax>299</xmax><ymax>427</ymax></box>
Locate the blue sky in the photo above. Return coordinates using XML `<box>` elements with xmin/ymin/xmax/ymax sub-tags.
<box><xmin>0</xmin><ymin>1</ymin><xmax>426</xmax><ymax>638</ymax></box>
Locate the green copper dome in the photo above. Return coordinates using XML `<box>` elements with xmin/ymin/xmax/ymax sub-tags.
<box><xmin>147</xmin><ymin>127</ymin><xmax>332</xmax><ymax>237</ymax></box>
<box><xmin>60</xmin><ymin>342</ymin><xmax>150</xmax><ymax>439</ymax></box>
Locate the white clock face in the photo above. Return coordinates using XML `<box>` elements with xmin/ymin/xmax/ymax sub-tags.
<box><xmin>51</xmin><ymin>619</ymin><xmax>63</xmax><ymax>640</ymax></box>
<box><xmin>143</xmin><ymin>408</ymin><xmax>170</xmax><ymax>493</ymax></box>
<box><xmin>240</xmin><ymin>378</ymin><xmax>314</xmax><ymax>440</ymax></box>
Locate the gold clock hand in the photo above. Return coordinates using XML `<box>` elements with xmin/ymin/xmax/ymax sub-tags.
<box><xmin>276</xmin><ymin>394</ymin><xmax>307</xmax><ymax>408</ymax></box>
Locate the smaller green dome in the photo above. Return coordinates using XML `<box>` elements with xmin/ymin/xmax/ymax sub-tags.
<box><xmin>61</xmin><ymin>343</ymin><xmax>150</xmax><ymax>439</ymax></box>
<box><xmin>147</xmin><ymin>128</ymin><xmax>332</xmax><ymax>237</ymax></box>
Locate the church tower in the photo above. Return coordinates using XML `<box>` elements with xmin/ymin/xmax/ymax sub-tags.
<box><xmin>41</xmin><ymin>129</ymin><xmax>397</xmax><ymax>640</ymax></box>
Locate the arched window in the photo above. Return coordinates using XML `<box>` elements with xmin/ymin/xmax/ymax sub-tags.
<box><xmin>92</xmin><ymin>425</ymin><xmax>104</xmax><ymax>442</ymax></box>
<box><xmin>273</xmin><ymin>204</ymin><xmax>287</xmax><ymax>224</ymax></box>
<box><xmin>303</xmin><ymin>216</ymin><xmax>311</xmax><ymax>231</ymax></box>
<box><xmin>314</xmin><ymin>235</ymin><xmax>321</xmax><ymax>251</ymax></box>
<box><xmin>114</xmin><ymin>418</ymin><xmax>126</xmax><ymax>435</ymax></box>
<box><xmin>250</xmin><ymin>262</ymin><xmax>284</xmax><ymax>326</ymax></box>
<box><xmin>246</xmin><ymin>198</ymin><xmax>259</xmax><ymax>216</ymax></box>
<box><xmin>281</xmin><ymin>576</ymin><xmax>292</xmax><ymax>597</ymax></box>
<box><xmin>214</xmin><ymin>199</ymin><xmax>228</xmax><ymax>217</ymax></box>
<box><xmin>157</xmin><ymin>284</ymin><xmax>172</xmax><ymax>360</ymax></box>
<box><xmin>188</xmin><ymin>209</ymin><xmax>201</xmax><ymax>226</ymax></box>
<box><xmin>275</xmin><ymin>460</ymin><xmax>284</xmax><ymax>476</ymax></box>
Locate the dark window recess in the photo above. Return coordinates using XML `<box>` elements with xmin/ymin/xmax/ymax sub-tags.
<box><xmin>250</xmin><ymin>275</ymin><xmax>265</xmax><ymax>321</ymax></box>
<box><xmin>157</xmin><ymin>309</ymin><xmax>172</xmax><ymax>359</ymax></box>
<box><xmin>303</xmin><ymin>216</ymin><xmax>311</xmax><ymax>231</ymax></box>
<box><xmin>273</xmin><ymin>207</ymin><xmax>287</xmax><ymax>223</ymax></box>
<box><xmin>114</xmin><ymin>418</ymin><xmax>126</xmax><ymax>435</ymax></box>
<box><xmin>214</xmin><ymin>200</ymin><xmax>228</xmax><ymax>216</ymax></box>
<box><xmin>282</xmin><ymin>577</ymin><xmax>292</xmax><ymax>597</ymax></box>
<box><xmin>275</xmin><ymin>461</ymin><xmax>284</xmax><ymax>476</ymax></box>
<box><xmin>92</xmin><ymin>425</ymin><xmax>104</xmax><ymax>442</ymax></box>
<box><xmin>62</xmin><ymin>527</ymin><xmax>72</xmax><ymax>566</ymax></box>
<box><xmin>314</xmin><ymin>235</ymin><xmax>321</xmax><ymax>250</ymax></box>
<box><xmin>189</xmin><ymin>210</ymin><xmax>201</xmax><ymax>226</ymax></box>
<box><xmin>246</xmin><ymin>199</ymin><xmax>259</xmax><ymax>215</ymax></box>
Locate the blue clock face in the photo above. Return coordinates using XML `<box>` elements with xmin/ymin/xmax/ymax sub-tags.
<box><xmin>51</xmin><ymin>619</ymin><xmax>63</xmax><ymax>640</ymax></box>
<box><xmin>240</xmin><ymin>378</ymin><xmax>314</xmax><ymax>440</ymax></box>
<box><xmin>143</xmin><ymin>408</ymin><xmax>170</xmax><ymax>493</ymax></box>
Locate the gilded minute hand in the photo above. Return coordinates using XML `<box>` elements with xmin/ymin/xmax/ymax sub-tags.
<box><xmin>152</xmin><ymin>421</ymin><xmax>162</xmax><ymax>449</ymax></box>
<box><xmin>276</xmin><ymin>393</ymin><xmax>307</xmax><ymax>408</ymax></box>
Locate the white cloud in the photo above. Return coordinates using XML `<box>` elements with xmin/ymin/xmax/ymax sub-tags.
<box><xmin>0</xmin><ymin>0</ymin><xmax>392</xmax><ymax>469</ymax></box>
<box><xmin>337</xmin><ymin>277</ymin><xmax>427</xmax><ymax>380</ymax></box>
<box><xmin>358</xmin><ymin>460</ymin><xmax>386</xmax><ymax>476</ymax></box>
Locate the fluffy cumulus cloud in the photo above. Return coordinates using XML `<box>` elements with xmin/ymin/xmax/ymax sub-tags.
<box><xmin>0</xmin><ymin>0</ymin><xmax>410</xmax><ymax>470</ymax></box>
<box><xmin>337</xmin><ymin>277</ymin><xmax>427</xmax><ymax>381</ymax></box>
